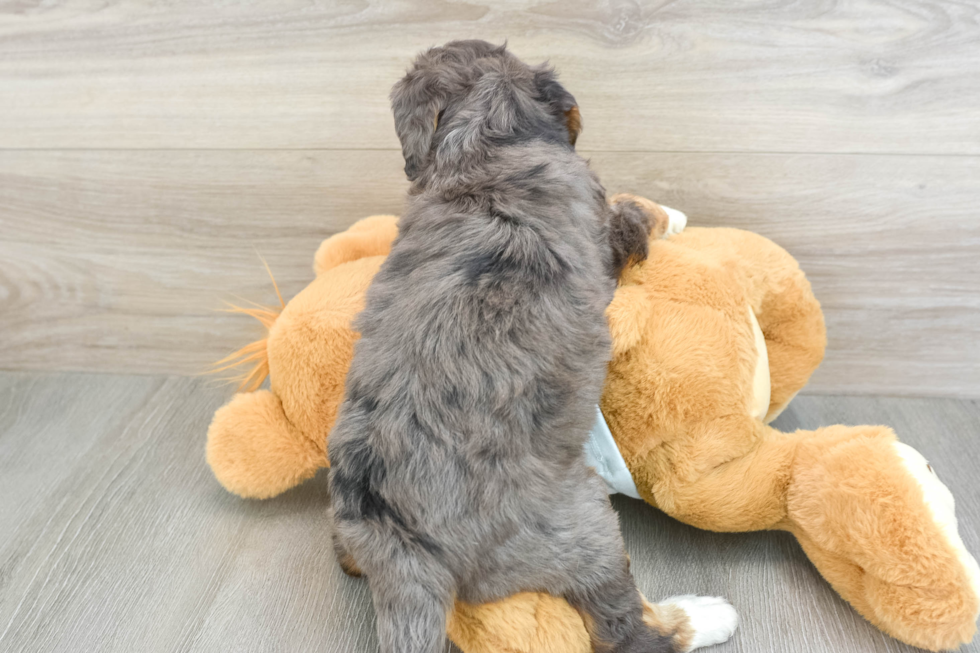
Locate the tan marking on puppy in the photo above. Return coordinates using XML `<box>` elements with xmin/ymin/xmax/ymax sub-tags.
<box><xmin>565</xmin><ymin>105</ymin><xmax>582</xmax><ymax>146</ymax></box>
<box><xmin>333</xmin><ymin>529</ymin><xmax>364</xmax><ymax>578</ymax></box>
<box><xmin>642</xmin><ymin>597</ymin><xmax>694</xmax><ymax>652</ymax></box>
<box><xmin>572</xmin><ymin>607</ymin><xmax>613</xmax><ymax>653</ymax></box>
<box><xmin>337</xmin><ymin>550</ymin><xmax>363</xmax><ymax>578</ymax></box>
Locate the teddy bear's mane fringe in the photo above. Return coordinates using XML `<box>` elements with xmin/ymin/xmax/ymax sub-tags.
<box><xmin>208</xmin><ymin>257</ymin><xmax>285</xmax><ymax>392</ymax></box>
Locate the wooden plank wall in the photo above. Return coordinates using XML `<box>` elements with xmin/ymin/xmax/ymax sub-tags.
<box><xmin>1</xmin><ymin>1</ymin><xmax>978</xmax><ymax>396</ymax></box>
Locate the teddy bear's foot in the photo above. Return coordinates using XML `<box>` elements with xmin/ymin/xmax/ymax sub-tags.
<box><xmin>644</xmin><ymin>595</ymin><xmax>738</xmax><ymax>652</ymax></box>
<box><xmin>789</xmin><ymin>429</ymin><xmax>980</xmax><ymax>650</ymax></box>
<box><xmin>892</xmin><ymin>442</ymin><xmax>980</xmax><ymax>597</ymax></box>
<box><xmin>890</xmin><ymin>443</ymin><xmax>980</xmax><ymax>622</ymax></box>
<box><xmin>858</xmin><ymin>442</ymin><xmax>980</xmax><ymax>650</ymax></box>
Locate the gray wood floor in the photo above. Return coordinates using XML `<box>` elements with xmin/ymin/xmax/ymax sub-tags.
<box><xmin>0</xmin><ymin>371</ymin><xmax>977</xmax><ymax>652</ymax></box>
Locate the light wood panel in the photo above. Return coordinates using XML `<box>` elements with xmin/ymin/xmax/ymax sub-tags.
<box><xmin>0</xmin><ymin>149</ymin><xmax>408</xmax><ymax>376</ymax></box>
<box><xmin>1</xmin><ymin>1</ymin><xmax>979</xmax><ymax>153</ymax></box>
<box><xmin>2</xmin><ymin>149</ymin><xmax>978</xmax><ymax>396</ymax></box>
<box><xmin>588</xmin><ymin>151</ymin><xmax>980</xmax><ymax>397</ymax></box>
<box><xmin>1</xmin><ymin>371</ymin><xmax>977</xmax><ymax>652</ymax></box>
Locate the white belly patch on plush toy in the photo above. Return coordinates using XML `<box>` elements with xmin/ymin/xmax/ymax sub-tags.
<box><xmin>584</xmin><ymin>406</ymin><xmax>642</xmax><ymax>499</ymax></box>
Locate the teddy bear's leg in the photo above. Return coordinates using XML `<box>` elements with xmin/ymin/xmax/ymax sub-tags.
<box><xmin>671</xmin><ymin>228</ymin><xmax>827</xmax><ymax>422</ymax></box>
<box><xmin>447</xmin><ymin>593</ymin><xmax>592</xmax><ymax>653</ymax></box>
<box><xmin>445</xmin><ymin>473</ymin><xmax>737</xmax><ymax>653</ymax></box>
<box><xmin>787</xmin><ymin>427</ymin><xmax>980</xmax><ymax>651</ymax></box>
<box><xmin>753</xmin><ymin>264</ymin><xmax>826</xmax><ymax>423</ymax></box>
<box><xmin>724</xmin><ymin>234</ymin><xmax>826</xmax><ymax>422</ymax></box>
<box><xmin>650</xmin><ymin>420</ymin><xmax>978</xmax><ymax>649</ymax></box>
<box><xmin>313</xmin><ymin>214</ymin><xmax>400</xmax><ymax>275</ymax></box>
<box><xmin>642</xmin><ymin>419</ymin><xmax>805</xmax><ymax>532</ymax></box>
<box><xmin>205</xmin><ymin>390</ymin><xmax>327</xmax><ymax>499</ymax></box>
<box><xmin>446</xmin><ymin>592</ymin><xmax>738</xmax><ymax>653</ymax></box>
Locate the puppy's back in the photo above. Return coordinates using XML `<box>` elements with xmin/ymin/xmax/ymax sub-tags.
<box><xmin>329</xmin><ymin>142</ymin><xmax>612</xmax><ymax>538</ymax></box>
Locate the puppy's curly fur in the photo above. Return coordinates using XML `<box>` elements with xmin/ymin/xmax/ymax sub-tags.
<box><xmin>328</xmin><ymin>41</ymin><xmax>665</xmax><ymax>653</ymax></box>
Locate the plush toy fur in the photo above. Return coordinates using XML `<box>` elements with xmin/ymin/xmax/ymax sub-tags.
<box><xmin>207</xmin><ymin>202</ymin><xmax>979</xmax><ymax>652</ymax></box>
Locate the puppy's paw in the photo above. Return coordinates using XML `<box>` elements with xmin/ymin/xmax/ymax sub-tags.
<box><xmin>660</xmin><ymin>205</ymin><xmax>688</xmax><ymax>236</ymax></box>
<box><xmin>665</xmin><ymin>595</ymin><xmax>738</xmax><ymax>651</ymax></box>
<box><xmin>609</xmin><ymin>193</ymin><xmax>658</xmax><ymax>233</ymax></box>
<box><xmin>608</xmin><ymin>194</ymin><xmax>687</xmax><ymax>241</ymax></box>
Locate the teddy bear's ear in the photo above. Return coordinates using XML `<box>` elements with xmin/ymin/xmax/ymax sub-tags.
<box><xmin>606</xmin><ymin>284</ymin><xmax>653</xmax><ymax>357</ymax></box>
<box><xmin>313</xmin><ymin>215</ymin><xmax>400</xmax><ymax>276</ymax></box>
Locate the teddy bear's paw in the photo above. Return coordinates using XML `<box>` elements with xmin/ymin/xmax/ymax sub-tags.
<box><xmin>660</xmin><ymin>205</ymin><xmax>688</xmax><ymax>236</ymax></box>
<box><xmin>664</xmin><ymin>595</ymin><xmax>738</xmax><ymax>651</ymax></box>
<box><xmin>893</xmin><ymin>442</ymin><xmax>980</xmax><ymax>610</ymax></box>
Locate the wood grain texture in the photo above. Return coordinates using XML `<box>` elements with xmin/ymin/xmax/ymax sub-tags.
<box><xmin>2</xmin><ymin>149</ymin><xmax>978</xmax><ymax>395</ymax></box>
<box><xmin>0</xmin><ymin>372</ymin><xmax>977</xmax><ymax>652</ymax></box>
<box><xmin>0</xmin><ymin>149</ymin><xmax>409</xmax><ymax>376</ymax></box>
<box><xmin>0</xmin><ymin>372</ymin><xmax>378</xmax><ymax>653</ymax></box>
<box><xmin>1</xmin><ymin>1</ymin><xmax>979</xmax><ymax>153</ymax></box>
<box><xmin>587</xmin><ymin>151</ymin><xmax>980</xmax><ymax>397</ymax></box>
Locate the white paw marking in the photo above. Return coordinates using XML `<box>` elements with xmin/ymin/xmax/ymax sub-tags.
<box><xmin>893</xmin><ymin>442</ymin><xmax>980</xmax><ymax>619</ymax></box>
<box><xmin>661</xmin><ymin>205</ymin><xmax>688</xmax><ymax>235</ymax></box>
<box><xmin>666</xmin><ymin>595</ymin><xmax>738</xmax><ymax>651</ymax></box>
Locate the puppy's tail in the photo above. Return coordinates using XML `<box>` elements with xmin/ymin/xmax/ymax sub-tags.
<box><xmin>208</xmin><ymin>257</ymin><xmax>284</xmax><ymax>392</ymax></box>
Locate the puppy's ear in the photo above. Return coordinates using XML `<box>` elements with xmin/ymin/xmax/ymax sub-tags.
<box><xmin>390</xmin><ymin>68</ymin><xmax>447</xmax><ymax>181</ymax></box>
<box><xmin>534</xmin><ymin>67</ymin><xmax>581</xmax><ymax>146</ymax></box>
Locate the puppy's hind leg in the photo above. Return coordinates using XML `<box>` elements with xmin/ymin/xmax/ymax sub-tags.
<box><xmin>367</xmin><ymin>557</ymin><xmax>453</xmax><ymax>653</ymax></box>
<box><xmin>328</xmin><ymin>505</ymin><xmax>363</xmax><ymax>578</ymax></box>
<box><xmin>542</xmin><ymin>482</ymin><xmax>672</xmax><ymax>652</ymax></box>
<box><xmin>565</xmin><ymin>562</ymin><xmax>673</xmax><ymax>653</ymax></box>
<box><xmin>563</xmin><ymin>548</ymin><xmax>737</xmax><ymax>652</ymax></box>
<box><xmin>551</xmin><ymin>480</ymin><xmax>736</xmax><ymax>652</ymax></box>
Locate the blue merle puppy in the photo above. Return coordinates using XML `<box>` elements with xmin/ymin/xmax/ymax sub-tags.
<box><xmin>328</xmin><ymin>40</ymin><xmax>736</xmax><ymax>653</ymax></box>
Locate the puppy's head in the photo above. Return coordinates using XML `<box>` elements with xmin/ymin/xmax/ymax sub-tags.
<box><xmin>390</xmin><ymin>40</ymin><xmax>581</xmax><ymax>181</ymax></box>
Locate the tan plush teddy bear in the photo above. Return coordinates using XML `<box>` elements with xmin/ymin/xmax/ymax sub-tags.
<box><xmin>206</xmin><ymin>197</ymin><xmax>979</xmax><ymax>652</ymax></box>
